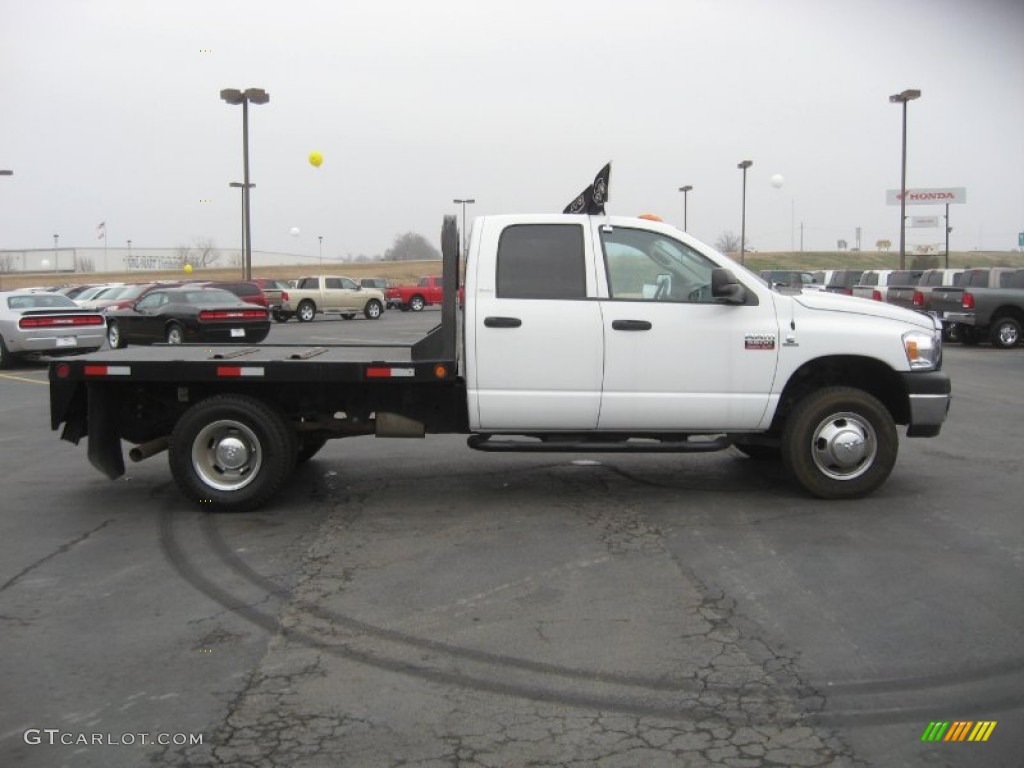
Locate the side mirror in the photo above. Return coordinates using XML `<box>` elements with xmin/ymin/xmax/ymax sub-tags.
<box><xmin>711</xmin><ymin>268</ymin><xmax>747</xmax><ymax>304</ymax></box>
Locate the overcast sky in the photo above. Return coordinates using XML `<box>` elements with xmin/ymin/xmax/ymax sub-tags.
<box><xmin>1</xmin><ymin>0</ymin><xmax>1022</xmax><ymax>261</ymax></box>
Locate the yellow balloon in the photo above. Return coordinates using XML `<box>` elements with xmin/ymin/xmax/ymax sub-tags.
<box><xmin>308</xmin><ymin>151</ymin><xmax>323</xmax><ymax>168</ymax></box>
<box><xmin>184</xmin><ymin>264</ymin><xmax>193</xmax><ymax>274</ymax></box>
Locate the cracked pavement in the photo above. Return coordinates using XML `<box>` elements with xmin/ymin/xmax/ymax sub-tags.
<box><xmin>163</xmin><ymin>456</ymin><xmax>864</xmax><ymax>768</ymax></box>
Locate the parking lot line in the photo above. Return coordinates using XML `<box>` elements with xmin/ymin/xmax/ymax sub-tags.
<box><xmin>0</xmin><ymin>372</ymin><xmax>48</xmax><ymax>385</ymax></box>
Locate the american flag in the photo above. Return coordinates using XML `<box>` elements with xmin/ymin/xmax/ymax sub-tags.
<box><xmin>96</xmin><ymin>221</ymin><xmax>106</xmax><ymax>240</ymax></box>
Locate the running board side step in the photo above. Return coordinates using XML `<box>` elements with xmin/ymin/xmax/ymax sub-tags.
<box><xmin>467</xmin><ymin>435</ymin><xmax>732</xmax><ymax>453</ymax></box>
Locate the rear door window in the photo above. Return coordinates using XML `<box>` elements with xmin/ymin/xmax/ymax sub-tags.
<box><xmin>496</xmin><ymin>224</ymin><xmax>586</xmax><ymax>299</ymax></box>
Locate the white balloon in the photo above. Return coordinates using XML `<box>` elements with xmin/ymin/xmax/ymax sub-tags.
<box><xmin>770</xmin><ymin>174</ymin><xmax>785</xmax><ymax>188</ymax></box>
<box><xmin>289</xmin><ymin>227</ymin><xmax>301</xmax><ymax>237</ymax></box>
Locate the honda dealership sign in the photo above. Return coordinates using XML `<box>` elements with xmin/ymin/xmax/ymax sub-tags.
<box><xmin>886</xmin><ymin>187</ymin><xmax>967</xmax><ymax>205</ymax></box>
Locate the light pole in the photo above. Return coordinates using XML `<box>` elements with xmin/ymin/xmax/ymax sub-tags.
<box><xmin>318</xmin><ymin>236</ymin><xmax>323</xmax><ymax>269</ymax></box>
<box><xmin>53</xmin><ymin>234</ymin><xmax>59</xmax><ymax>273</ymax></box>
<box><xmin>944</xmin><ymin>203</ymin><xmax>952</xmax><ymax>270</ymax></box>
<box><xmin>678</xmin><ymin>185</ymin><xmax>692</xmax><ymax>231</ymax></box>
<box><xmin>221</xmin><ymin>87</ymin><xmax>269</xmax><ymax>280</ymax></box>
<box><xmin>737</xmin><ymin>160</ymin><xmax>753</xmax><ymax>265</ymax></box>
<box><xmin>229</xmin><ymin>181</ymin><xmax>255</xmax><ymax>278</ymax></box>
<box><xmin>889</xmin><ymin>88</ymin><xmax>921</xmax><ymax>271</ymax></box>
<box><xmin>453</xmin><ymin>198</ymin><xmax>475</xmax><ymax>258</ymax></box>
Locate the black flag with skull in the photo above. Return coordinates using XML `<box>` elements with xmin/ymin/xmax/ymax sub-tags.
<box><xmin>563</xmin><ymin>162</ymin><xmax>611</xmax><ymax>215</ymax></box>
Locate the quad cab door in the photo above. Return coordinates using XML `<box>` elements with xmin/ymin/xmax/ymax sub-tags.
<box><xmin>322</xmin><ymin>277</ymin><xmax>363</xmax><ymax>311</ymax></box>
<box><xmin>594</xmin><ymin>221</ymin><xmax>780</xmax><ymax>431</ymax></box>
<box><xmin>466</xmin><ymin>218</ymin><xmax>604</xmax><ymax>431</ymax></box>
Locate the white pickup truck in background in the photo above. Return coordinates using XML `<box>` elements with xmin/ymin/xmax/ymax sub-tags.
<box><xmin>49</xmin><ymin>214</ymin><xmax>951</xmax><ymax>511</ymax></box>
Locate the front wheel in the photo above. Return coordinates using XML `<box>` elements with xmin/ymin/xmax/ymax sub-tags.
<box><xmin>169</xmin><ymin>394</ymin><xmax>297</xmax><ymax>511</ymax></box>
<box><xmin>990</xmin><ymin>316</ymin><xmax>1021</xmax><ymax>349</ymax></box>
<box><xmin>364</xmin><ymin>299</ymin><xmax>383</xmax><ymax>320</ymax></box>
<box><xmin>107</xmin><ymin>321</ymin><xmax>126</xmax><ymax>349</ymax></box>
<box><xmin>781</xmin><ymin>387</ymin><xmax>897</xmax><ymax>499</ymax></box>
<box><xmin>166</xmin><ymin>322</ymin><xmax>184</xmax><ymax>345</ymax></box>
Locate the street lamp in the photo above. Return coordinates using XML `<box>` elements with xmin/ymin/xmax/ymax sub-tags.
<box><xmin>318</xmin><ymin>236</ymin><xmax>323</xmax><ymax>269</ymax></box>
<box><xmin>737</xmin><ymin>161</ymin><xmax>753</xmax><ymax>264</ymax></box>
<box><xmin>889</xmin><ymin>88</ymin><xmax>921</xmax><ymax>271</ymax></box>
<box><xmin>221</xmin><ymin>87</ymin><xmax>269</xmax><ymax>280</ymax></box>
<box><xmin>229</xmin><ymin>181</ymin><xmax>255</xmax><ymax>278</ymax></box>
<box><xmin>53</xmin><ymin>234</ymin><xmax>59</xmax><ymax>273</ymax></box>
<box><xmin>678</xmin><ymin>185</ymin><xmax>693</xmax><ymax>231</ymax></box>
<box><xmin>453</xmin><ymin>198</ymin><xmax>475</xmax><ymax>258</ymax></box>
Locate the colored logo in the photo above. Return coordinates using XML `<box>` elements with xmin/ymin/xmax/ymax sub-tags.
<box><xmin>921</xmin><ymin>721</ymin><xmax>996</xmax><ymax>742</ymax></box>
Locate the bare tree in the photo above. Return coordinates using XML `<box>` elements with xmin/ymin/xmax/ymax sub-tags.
<box><xmin>383</xmin><ymin>232</ymin><xmax>440</xmax><ymax>261</ymax></box>
<box><xmin>175</xmin><ymin>238</ymin><xmax>220</xmax><ymax>268</ymax></box>
<box><xmin>715</xmin><ymin>232</ymin><xmax>742</xmax><ymax>253</ymax></box>
<box><xmin>876</xmin><ymin>239</ymin><xmax>892</xmax><ymax>252</ymax></box>
<box><xmin>77</xmin><ymin>255</ymin><xmax>95</xmax><ymax>272</ymax></box>
<box><xmin>0</xmin><ymin>253</ymin><xmax>14</xmax><ymax>273</ymax></box>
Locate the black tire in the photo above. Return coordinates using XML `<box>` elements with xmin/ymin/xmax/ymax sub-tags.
<box><xmin>781</xmin><ymin>386</ymin><xmax>898</xmax><ymax>499</ymax></box>
<box><xmin>733</xmin><ymin>442</ymin><xmax>782</xmax><ymax>461</ymax></box>
<box><xmin>272</xmin><ymin>310</ymin><xmax>290</xmax><ymax>323</ymax></box>
<box><xmin>960</xmin><ymin>325</ymin><xmax>980</xmax><ymax>346</ymax></box>
<box><xmin>166</xmin><ymin>322</ymin><xmax>184</xmax><ymax>345</ymax></box>
<box><xmin>297</xmin><ymin>300</ymin><xmax>316</xmax><ymax>323</ymax></box>
<box><xmin>399</xmin><ymin>305</ymin><xmax>411</xmax><ymax>312</ymax></box>
<box><xmin>169</xmin><ymin>394</ymin><xmax>297</xmax><ymax>511</ymax></box>
<box><xmin>409</xmin><ymin>295</ymin><xmax>425</xmax><ymax>312</ymax></box>
<box><xmin>0</xmin><ymin>335</ymin><xmax>12</xmax><ymax>369</ymax></box>
<box><xmin>296</xmin><ymin>435</ymin><xmax>328</xmax><ymax>463</ymax></box>
<box><xmin>341</xmin><ymin>314</ymin><xmax>355</xmax><ymax>321</ymax></box>
<box><xmin>107</xmin><ymin>321</ymin><xmax>126</xmax><ymax>349</ymax></box>
<box><xmin>990</xmin><ymin>316</ymin><xmax>1021</xmax><ymax>349</ymax></box>
<box><xmin>364</xmin><ymin>299</ymin><xmax>383</xmax><ymax>320</ymax></box>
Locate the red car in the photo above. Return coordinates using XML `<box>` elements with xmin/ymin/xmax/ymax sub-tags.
<box><xmin>99</xmin><ymin>282</ymin><xmax>182</xmax><ymax>312</ymax></box>
<box><xmin>385</xmin><ymin>275</ymin><xmax>445</xmax><ymax>312</ymax></box>
<box><xmin>196</xmin><ymin>281</ymin><xmax>269</xmax><ymax>308</ymax></box>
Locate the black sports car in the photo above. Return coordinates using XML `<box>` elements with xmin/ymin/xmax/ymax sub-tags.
<box><xmin>105</xmin><ymin>287</ymin><xmax>271</xmax><ymax>348</ymax></box>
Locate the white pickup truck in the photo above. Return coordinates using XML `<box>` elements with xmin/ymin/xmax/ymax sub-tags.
<box><xmin>49</xmin><ymin>214</ymin><xmax>950</xmax><ymax>511</ymax></box>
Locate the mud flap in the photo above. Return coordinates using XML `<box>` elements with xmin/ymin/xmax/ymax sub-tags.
<box><xmin>86</xmin><ymin>384</ymin><xmax>125</xmax><ymax>480</ymax></box>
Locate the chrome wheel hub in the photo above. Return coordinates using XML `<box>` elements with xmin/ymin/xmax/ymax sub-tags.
<box><xmin>810</xmin><ymin>412</ymin><xmax>877</xmax><ymax>481</ymax></box>
<box><xmin>191</xmin><ymin>420</ymin><xmax>262</xmax><ymax>491</ymax></box>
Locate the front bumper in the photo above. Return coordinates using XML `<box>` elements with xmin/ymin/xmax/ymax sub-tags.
<box><xmin>902</xmin><ymin>371</ymin><xmax>951</xmax><ymax>437</ymax></box>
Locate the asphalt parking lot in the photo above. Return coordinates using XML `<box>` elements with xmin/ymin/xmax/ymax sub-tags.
<box><xmin>1</xmin><ymin>311</ymin><xmax>1022</xmax><ymax>767</ymax></box>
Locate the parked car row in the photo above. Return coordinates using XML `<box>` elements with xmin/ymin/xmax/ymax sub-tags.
<box><xmin>759</xmin><ymin>265</ymin><xmax>1024</xmax><ymax>348</ymax></box>
<box><xmin>2</xmin><ymin>273</ymin><xmax>454</xmax><ymax>364</ymax></box>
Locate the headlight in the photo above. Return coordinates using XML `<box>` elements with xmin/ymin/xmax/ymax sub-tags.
<box><xmin>903</xmin><ymin>329</ymin><xmax>941</xmax><ymax>370</ymax></box>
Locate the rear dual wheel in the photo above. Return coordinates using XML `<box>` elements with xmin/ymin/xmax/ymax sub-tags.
<box><xmin>169</xmin><ymin>394</ymin><xmax>298</xmax><ymax>511</ymax></box>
